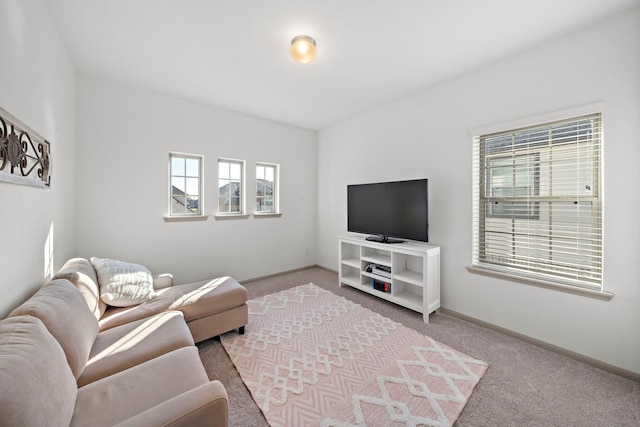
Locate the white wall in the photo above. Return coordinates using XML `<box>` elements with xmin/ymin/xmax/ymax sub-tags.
<box><xmin>0</xmin><ymin>0</ymin><xmax>77</xmax><ymax>317</ymax></box>
<box><xmin>317</xmin><ymin>8</ymin><xmax>640</xmax><ymax>374</ymax></box>
<box><xmin>75</xmin><ymin>75</ymin><xmax>317</xmax><ymax>284</ymax></box>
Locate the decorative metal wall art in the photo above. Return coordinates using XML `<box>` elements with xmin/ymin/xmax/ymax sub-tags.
<box><xmin>0</xmin><ymin>106</ymin><xmax>51</xmax><ymax>188</ymax></box>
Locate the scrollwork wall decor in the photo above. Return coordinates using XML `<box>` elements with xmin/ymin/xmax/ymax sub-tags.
<box><xmin>0</xmin><ymin>106</ymin><xmax>51</xmax><ymax>188</ymax></box>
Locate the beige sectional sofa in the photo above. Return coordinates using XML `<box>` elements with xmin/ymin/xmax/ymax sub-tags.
<box><xmin>0</xmin><ymin>258</ymin><xmax>248</xmax><ymax>426</ymax></box>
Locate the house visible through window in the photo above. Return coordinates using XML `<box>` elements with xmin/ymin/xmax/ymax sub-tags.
<box><xmin>256</xmin><ymin>163</ymin><xmax>278</xmax><ymax>214</ymax></box>
<box><xmin>218</xmin><ymin>158</ymin><xmax>244</xmax><ymax>215</ymax></box>
<box><xmin>472</xmin><ymin>113</ymin><xmax>603</xmax><ymax>290</ymax></box>
<box><xmin>169</xmin><ymin>153</ymin><xmax>202</xmax><ymax>216</ymax></box>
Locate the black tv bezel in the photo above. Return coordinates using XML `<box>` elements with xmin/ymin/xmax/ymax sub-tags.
<box><xmin>347</xmin><ymin>178</ymin><xmax>429</xmax><ymax>244</ymax></box>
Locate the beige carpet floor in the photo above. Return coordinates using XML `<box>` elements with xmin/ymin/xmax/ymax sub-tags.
<box><xmin>197</xmin><ymin>267</ymin><xmax>640</xmax><ymax>426</ymax></box>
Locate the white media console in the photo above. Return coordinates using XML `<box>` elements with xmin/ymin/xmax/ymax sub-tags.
<box><xmin>338</xmin><ymin>235</ymin><xmax>441</xmax><ymax>323</ymax></box>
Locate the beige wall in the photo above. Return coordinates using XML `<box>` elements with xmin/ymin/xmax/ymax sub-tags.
<box><xmin>317</xmin><ymin>8</ymin><xmax>640</xmax><ymax>374</ymax></box>
<box><xmin>0</xmin><ymin>0</ymin><xmax>77</xmax><ymax>317</ymax></box>
<box><xmin>74</xmin><ymin>75</ymin><xmax>318</xmax><ymax>284</ymax></box>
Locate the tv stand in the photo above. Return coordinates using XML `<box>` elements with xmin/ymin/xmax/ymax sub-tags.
<box><xmin>366</xmin><ymin>235</ymin><xmax>404</xmax><ymax>244</ymax></box>
<box><xmin>338</xmin><ymin>235</ymin><xmax>440</xmax><ymax>323</ymax></box>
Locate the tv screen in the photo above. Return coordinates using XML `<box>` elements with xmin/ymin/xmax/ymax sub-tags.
<box><xmin>347</xmin><ymin>179</ymin><xmax>429</xmax><ymax>243</ymax></box>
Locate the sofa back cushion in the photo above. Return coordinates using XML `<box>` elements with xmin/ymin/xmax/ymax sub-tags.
<box><xmin>0</xmin><ymin>315</ymin><xmax>77</xmax><ymax>426</ymax></box>
<box><xmin>9</xmin><ymin>279</ymin><xmax>99</xmax><ymax>380</ymax></box>
<box><xmin>53</xmin><ymin>257</ymin><xmax>107</xmax><ymax>320</ymax></box>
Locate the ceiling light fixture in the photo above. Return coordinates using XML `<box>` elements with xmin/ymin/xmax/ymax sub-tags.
<box><xmin>290</xmin><ymin>35</ymin><xmax>317</xmax><ymax>64</ymax></box>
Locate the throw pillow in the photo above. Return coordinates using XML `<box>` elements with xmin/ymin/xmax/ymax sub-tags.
<box><xmin>90</xmin><ymin>257</ymin><xmax>157</xmax><ymax>307</ymax></box>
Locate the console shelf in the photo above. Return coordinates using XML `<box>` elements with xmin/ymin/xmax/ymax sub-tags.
<box><xmin>338</xmin><ymin>235</ymin><xmax>440</xmax><ymax>323</ymax></box>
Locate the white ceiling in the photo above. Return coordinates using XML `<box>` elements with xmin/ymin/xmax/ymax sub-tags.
<box><xmin>43</xmin><ymin>0</ymin><xmax>638</xmax><ymax>130</ymax></box>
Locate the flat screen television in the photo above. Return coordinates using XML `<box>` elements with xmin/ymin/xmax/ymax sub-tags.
<box><xmin>347</xmin><ymin>178</ymin><xmax>429</xmax><ymax>243</ymax></box>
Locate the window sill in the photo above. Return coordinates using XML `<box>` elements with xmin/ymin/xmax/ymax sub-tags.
<box><xmin>163</xmin><ymin>215</ymin><xmax>209</xmax><ymax>223</ymax></box>
<box><xmin>466</xmin><ymin>265</ymin><xmax>614</xmax><ymax>300</ymax></box>
<box><xmin>253</xmin><ymin>212</ymin><xmax>282</xmax><ymax>218</ymax></box>
<box><xmin>214</xmin><ymin>214</ymin><xmax>250</xmax><ymax>220</ymax></box>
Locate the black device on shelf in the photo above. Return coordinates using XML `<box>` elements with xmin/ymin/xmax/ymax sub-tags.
<box><xmin>371</xmin><ymin>279</ymin><xmax>391</xmax><ymax>293</ymax></box>
<box><xmin>347</xmin><ymin>178</ymin><xmax>429</xmax><ymax>243</ymax></box>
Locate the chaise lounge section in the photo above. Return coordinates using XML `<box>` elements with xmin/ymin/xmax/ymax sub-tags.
<box><xmin>53</xmin><ymin>258</ymin><xmax>248</xmax><ymax>342</ymax></box>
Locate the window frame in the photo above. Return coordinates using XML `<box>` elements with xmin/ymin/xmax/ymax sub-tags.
<box><xmin>168</xmin><ymin>152</ymin><xmax>204</xmax><ymax>218</ymax></box>
<box><xmin>471</xmin><ymin>109</ymin><xmax>605</xmax><ymax>294</ymax></box>
<box><xmin>217</xmin><ymin>158</ymin><xmax>246</xmax><ymax>217</ymax></box>
<box><xmin>255</xmin><ymin>162</ymin><xmax>279</xmax><ymax>215</ymax></box>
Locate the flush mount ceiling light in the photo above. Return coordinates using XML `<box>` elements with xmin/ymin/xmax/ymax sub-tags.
<box><xmin>290</xmin><ymin>35</ymin><xmax>317</xmax><ymax>64</ymax></box>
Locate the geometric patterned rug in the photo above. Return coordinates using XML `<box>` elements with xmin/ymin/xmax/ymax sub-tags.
<box><xmin>221</xmin><ymin>283</ymin><xmax>488</xmax><ymax>427</ymax></box>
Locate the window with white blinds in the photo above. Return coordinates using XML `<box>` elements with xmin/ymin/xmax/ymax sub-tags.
<box><xmin>472</xmin><ymin>113</ymin><xmax>603</xmax><ymax>290</ymax></box>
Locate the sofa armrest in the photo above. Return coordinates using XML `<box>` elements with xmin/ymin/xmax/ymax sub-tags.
<box><xmin>114</xmin><ymin>381</ymin><xmax>228</xmax><ymax>427</ymax></box>
<box><xmin>153</xmin><ymin>273</ymin><xmax>174</xmax><ymax>290</ymax></box>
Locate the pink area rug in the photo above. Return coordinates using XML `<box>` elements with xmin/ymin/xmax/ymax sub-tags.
<box><xmin>221</xmin><ymin>284</ymin><xmax>487</xmax><ymax>427</ymax></box>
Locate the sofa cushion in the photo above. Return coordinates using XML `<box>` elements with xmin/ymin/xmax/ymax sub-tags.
<box><xmin>91</xmin><ymin>257</ymin><xmax>157</xmax><ymax>307</ymax></box>
<box><xmin>9</xmin><ymin>279</ymin><xmax>99</xmax><ymax>380</ymax></box>
<box><xmin>72</xmin><ymin>347</ymin><xmax>209</xmax><ymax>427</ymax></box>
<box><xmin>77</xmin><ymin>311</ymin><xmax>194</xmax><ymax>387</ymax></box>
<box><xmin>113</xmin><ymin>381</ymin><xmax>229</xmax><ymax>427</ymax></box>
<box><xmin>169</xmin><ymin>277</ymin><xmax>248</xmax><ymax>321</ymax></box>
<box><xmin>0</xmin><ymin>315</ymin><xmax>77</xmax><ymax>426</ymax></box>
<box><xmin>98</xmin><ymin>277</ymin><xmax>248</xmax><ymax>332</ymax></box>
<box><xmin>53</xmin><ymin>257</ymin><xmax>107</xmax><ymax>320</ymax></box>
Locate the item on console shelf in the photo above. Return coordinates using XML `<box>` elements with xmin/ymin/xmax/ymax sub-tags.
<box><xmin>371</xmin><ymin>278</ymin><xmax>391</xmax><ymax>293</ymax></box>
<box><xmin>372</xmin><ymin>264</ymin><xmax>392</xmax><ymax>278</ymax></box>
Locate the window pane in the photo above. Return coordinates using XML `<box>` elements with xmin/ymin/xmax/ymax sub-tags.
<box><xmin>172</xmin><ymin>196</ymin><xmax>186</xmax><ymax>214</ymax></box>
<box><xmin>230</xmin><ymin>162</ymin><xmax>241</xmax><ymax>180</ymax></box>
<box><xmin>186</xmin><ymin>177</ymin><xmax>199</xmax><ymax>196</ymax></box>
<box><xmin>171</xmin><ymin>157</ymin><xmax>185</xmax><ymax>176</ymax></box>
<box><xmin>186</xmin><ymin>196</ymin><xmax>198</xmax><ymax>213</ymax></box>
<box><xmin>219</xmin><ymin>161</ymin><xmax>229</xmax><ymax>179</ymax></box>
<box><xmin>218</xmin><ymin>196</ymin><xmax>228</xmax><ymax>212</ymax></box>
<box><xmin>265</xmin><ymin>166</ymin><xmax>274</xmax><ymax>182</ymax></box>
<box><xmin>171</xmin><ymin>177</ymin><xmax>185</xmax><ymax>194</ymax></box>
<box><xmin>256</xmin><ymin>165</ymin><xmax>264</xmax><ymax>180</ymax></box>
<box><xmin>219</xmin><ymin>179</ymin><xmax>230</xmax><ymax>195</ymax></box>
<box><xmin>230</xmin><ymin>181</ymin><xmax>239</xmax><ymax>195</ymax></box>
<box><xmin>186</xmin><ymin>158</ymin><xmax>199</xmax><ymax>177</ymax></box>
